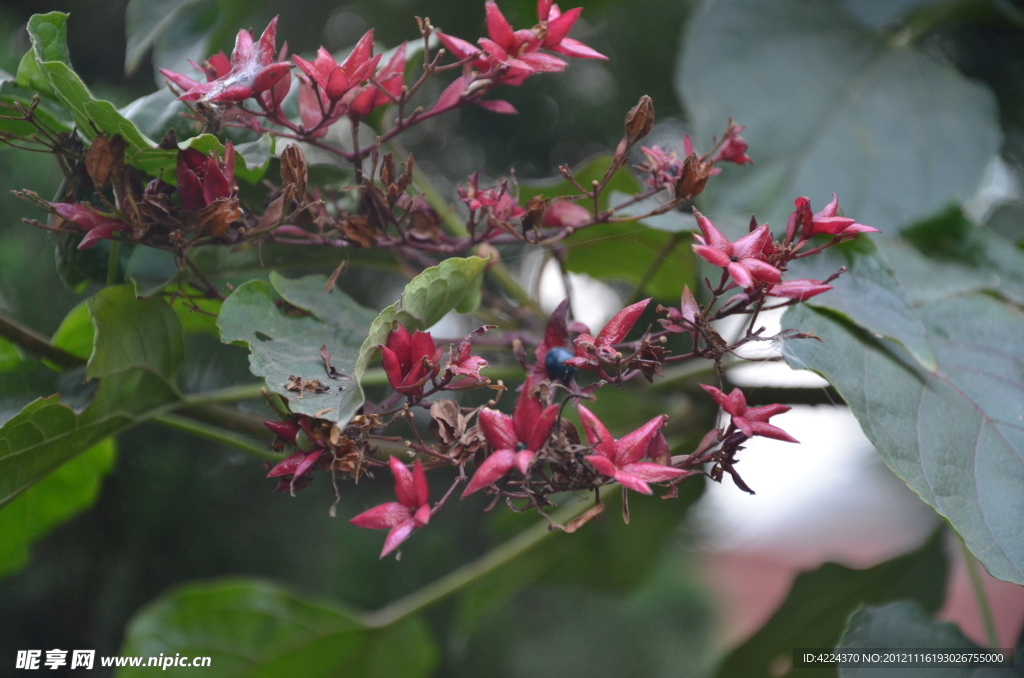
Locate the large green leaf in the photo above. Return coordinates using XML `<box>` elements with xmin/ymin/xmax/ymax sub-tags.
<box><xmin>784</xmin><ymin>298</ymin><xmax>1024</xmax><ymax>584</ymax></box>
<box><xmin>677</xmin><ymin>0</ymin><xmax>1001</xmax><ymax>232</ymax></box>
<box><xmin>17</xmin><ymin>12</ymin><xmax>157</xmax><ymax>156</ymax></box>
<box><xmin>788</xmin><ymin>242</ymin><xmax>935</xmax><ymax>370</ymax></box>
<box><xmin>117</xmin><ymin>578</ymin><xmax>438</xmax><ymax>678</ymax></box>
<box><xmin>0</xmin><ymin>438</ymin><xmax>114</xmax><ymax>579</ymax></box>
<box><xmin>0</xmin><ymin>371</ymin><xmax>178</xmax><ymax>509</ymax></box>
<box><xmin>354</xmin><ymin>256</ymin><xmax>488</xmax><ymax>386</ymax></box>
<box><xmin>714</xmin><ymin>531</ymin><xmax>947</xmax><ymax>678</ymax></box>
<box><xmin>885</xmin><ymin>206</ymin><xmax>1024</xmax><ymax>307</ymax></box>
<box><xmin>218</xmin><ymin>273</ymin><xmax>377</xmax><ymax>424</ymax></box>
<box><xmin>86</xmin><ymin>285</ymin><xmax>185</xmax><ymax>382</ymax></box>
<box><xmin>837</xmin><ymin>601</ymin><xmax>1016</xmax><ymax>678</ymax></box>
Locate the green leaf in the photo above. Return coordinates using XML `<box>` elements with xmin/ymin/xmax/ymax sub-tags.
<box><xmin>788</xmin><ymin>242</ymin><xmax>936</xmax><ymax>371</ymax></box>
<box><xmin>51</xmin><ymin>300</ymin><xmax>94</xmax><ymax>360</ymax></box>
<box><xmin>125</xmin><ymin>0</ymin><xmax>207</xmax><ymax>75</ymax></box>
<box><xmin>25</xmin><ymin>12</ymin><xmax>71</xmax><ymax>65</ymax></box>
<box><xmin>784</xmin><ymin>298</ymin><xmax>1024</xmax><ymax>584</ymax></box>
<box><xmin>677</xmin><ymin>0</ymin><xmax>1001</xmax><ymax>231</ymax></box>
<box><xmin>218</xmin><ymin>274</ymin><xmax>377</xmax><ymax>424</ymax></box>
<box><xmin>714</xmin><ymin>531</ymin><xmax>947</xmax><ymax>678</ymax></box>
<box><xmin>837</xmin><ymin>601</ymin><xmax>1015</xmax><ymax>678</ymax></box>
<box><xmin>118</xmin><ymin>88</ymin><xmax>191</xmax><ymax>142</ymax></box>
<box><xmin>354</xmin><ymin>256</ymin><xmax>487</xmax><ymax>387</ymax></box>
<box><xmin>125</xmin><ymin>247</ymin><xmax>180</xmax><ymax>298</ymax></box>
<box><xmin>43</xmin><ymin>61</ymin><xmax>155</xmax><ymax>150</ymax></box>
<box><xmin>0</xmin><ymin>370</ymin><xmax>178</xmax><ymax>509</ymax></box>
<box><xmin>0</xmin><ymin>363</ymin><xmax>61</xmax><ymax>427</ymax></box>
<box><xmin>562</xmin><ymin>223</ymin><xmax>697</xmax><ymax>302</ymax></box>
<box><xmin>0</xmin><ymin>437</ymin><xmax>114</xmax><ymax>579</ymax></box>
<box><xmin>86</xmin><ymin>285</ymin><xmax>185</xmax><ymax>382</ymax></box>
<box><xmin>886</xmin><ymin>206</ymin><xmax>1024</xmax><ymax>306</ymax></box>
<box><xmin>117</xmin><ymin>579</ymin><xmax>439</xmax><ymax>678</ymax></box>
<box><xmin>0</xmin><ymin>338</ymin><xmax>20</xmax><ymax>371</ymax></box>
<box><xmin>16</xmin><ymin>13</ymin><xmax>157</xmax><ymax>154</ymax></box>
<box><xmin>15</xmin><ymin>12</ymin><xmax>70</xmax><ymax>99</ymax></box>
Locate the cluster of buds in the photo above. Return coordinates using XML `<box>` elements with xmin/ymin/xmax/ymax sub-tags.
<box><xmin>640</xmin><ymin>121</ymin><xmax>751</xmax><ymax>201</ymax></box>
<box><xmin>20</xmin><ymin>140</ymin><xmax>246</xmax><ymax>254</ymax></box>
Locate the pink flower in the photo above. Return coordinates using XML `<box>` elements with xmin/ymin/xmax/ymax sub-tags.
<box><xmin>176</xmin><ymin>142</ymin><xmax>236</xmax><ymax>211</ymax></box>
<box><xmin>462</xmin><ymin>375</ymin><xmax>559</xmax><ymax>496</ymax></box>
<box><xmin>50</xmin><ymin>203</ymin><xmax>130</xmax><ymax>250</ymax></box>
<box><xmin>578</xmin><ymin>405</ymin><xmax>686</xmax><ymax>495</ymax></box>
<box><xmin>639</xmin><ymin>146</ymin><xmax>684</xmax><ymax>190</ymax></box>
<box><xmin>350</xmin><ymin>456</ymin><xmax>431</xmax><ymax>558</ymax></box>
<box><xmin>444</xmin><ymin>336</ymin><xmax>490</xmax><ymax>390</ymax></box>
<box><xmin>700</xmin><ymin>385</ymin><xmax>798</xmax><ymax>443</ymax></box>
<box><xmin>348</xmin><ymin>43</ymin><xmax>406</xmax><ymax>121</ymax></box>
<box><xmin>532</xmin><ymin>298</ymin><xmax>589</xmax><ymax>381</ymax></box>
<box><xmin>457</xmin><ymin>174</ymin><xmax>525</xmax><ymax>223</ymax></box>
<box><xmin>788</xmin><ymin>194</ymin><xmax>879</xmax><ymax>242</ymax></box>
<box><xmin>160</xmin><ymin>18</ymin><xmax>292</xmax><ymax>104</ymax></box>
<box><xmin>566</xmin><ymin>298</ymin><xmax>651</xmax><ymax>369</ymax></box>
<box><xmin>380</xmin><ymin>325</ymin><xmax>443</xmax><ymax>398</ymax></box>
<box><xmin>766</xmin><ymin>279</ymin><xmax>832</xmax><ymax>301</ymax></box>
<box><xmin>292</xmin><ymin>30</ymin><xmax>380</xmax><ymax>103</ymax></box>
<box><xmin>435</xmin><ymin>0</ymin><xmax>603</xmax><ymax>91</ymax></box>
<box><xmin>691</xmin><ymin>210</ymin><xmax>781</xmax><ymax>289</ymax></box>
<box><xmin>537</xmin><ymin>0</ymin><xmax>607</xmax><ymax>59</ymax></box>
<box><xmin>711</xmin><ymin>123</ymin><xmax>752</xmax><ymax>165</ymax></box>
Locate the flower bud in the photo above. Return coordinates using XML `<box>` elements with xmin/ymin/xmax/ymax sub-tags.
<box><xmin>624</xmin><ymin>95</ymin><xmax>655</xmax><ymax>147</ymax></box>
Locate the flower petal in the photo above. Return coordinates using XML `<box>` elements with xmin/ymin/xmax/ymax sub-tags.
<box><xmin>462</xmin><ymin>449</ymin><xmax>516</xmax><ymax>497</ymax></box>
<box><xmin>478</xmin><ymin>408</ymin><xmax>518</xmax><ymax>451</ymax></box>
<box><xmin>485</xmin><ymin>1</ymin><xmax>516</xmax><ymax>50</ymax></box>
<box><xmin>614</xmin><ymin>470</ymin><xmax>653</xmax><ymax>495</ymax></box>
<box><xmin>381</xmin><ymin>518</ymin><xmax>419</xmax><ymax>557</ymax></box>
<box><xmin>390</xmin><ymin>455</ymin><xmax>418</xmax><ymax>509</ymax></box>
<box><xmin>621</xmin><ymin>462</ymin><xmax>688</xmax><ymax>483</ymax></box>
<box><xmin>585</xmin><ymin>454</ymin><xmax>618</xmax><ymax>477</ymax></box>
<box><xmin>350</xmin><ymin>501</ymin><xmax>411</xmax><ymax>530</ymax></box>
<box><xmin>596</xmin><ymin>298</ymin><xmax>651</xmax><ymax>346</ymax></box>
<box><xmin>578</xmin><ymin>405</ymin><xmax>617</xmax><ymax>458</ymax></box>
<box><xmin>749</xmin><ymin>421</ymin><xmax>799</xmax><ymax>443</ymax></box>
<box><xmin>614</xmin><ymin>414</ymin><xmax>666</xmax><ymax>467</ymax></box>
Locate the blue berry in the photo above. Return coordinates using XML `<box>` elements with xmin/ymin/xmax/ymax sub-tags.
<box><xmin>545</xmin><ymin>346</ymin><xmax>576</xmax><ymax>383</ymax></box>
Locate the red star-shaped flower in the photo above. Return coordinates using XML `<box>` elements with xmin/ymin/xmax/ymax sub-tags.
<box><xmin>700</xmin><ymin>384</ymin><xmax>798</xmax><ymax>442</ymax></box>
<box><xmin>350</xmin><ymin>456</ymin><xmax>431</xmax><ymax>558</ymax></box>
<box><xmin>577</xmin><ymin>405</ymin><xmax>687</xmax><ymax>495</ymax></box>
<box><xmin>691</xmin><ymin>210</ymin><xmax>781</xmax><ymax>289</ymax></box>
<box><xmin>462</xmin><ymin>375</ymin><xmax>559</xmax><ymax>496</ymax></box>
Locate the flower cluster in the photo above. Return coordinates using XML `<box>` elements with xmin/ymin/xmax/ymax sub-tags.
<box><xmin>4</xmin><ymin>2</ymin><xmax>884</xmax><ymax>562</ymax></box>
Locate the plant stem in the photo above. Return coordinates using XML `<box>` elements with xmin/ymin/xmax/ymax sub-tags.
<box><xmin>0</xmin><ymin>313</ymin><xmax>84</xmax><ymax>370</ymax></box>
<box><xmin>106</xmin><ymin>240</ymin><xmax>120</xmax><ymax>287</ymax></box>
<box><xmin>152</xmin><ymin>413</ymin><xmax>281</xmax><ymax>462</ymax></box>
<box><xmin>361</xmin><ymin>493</ymin><xmax>596</xmax><ymax>628</ymax></box>
<box><xmin>958</xmin><ymin>535</ymin><xmax>1000</xmax><ymax>649</ymax></box>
